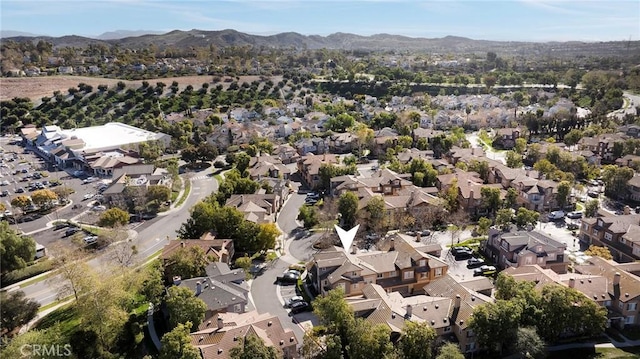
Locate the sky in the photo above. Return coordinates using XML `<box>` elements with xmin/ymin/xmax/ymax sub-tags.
<box><xmin>1</xmin><ymin>0</ymin><xmax>639</xmax><ymax>42</ymax></box>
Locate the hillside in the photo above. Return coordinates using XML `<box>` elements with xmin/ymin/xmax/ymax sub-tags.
<box><xmin>4</xmin><ymin>29</ymin><xmax>639</xmax><ymax>58</ymax></box>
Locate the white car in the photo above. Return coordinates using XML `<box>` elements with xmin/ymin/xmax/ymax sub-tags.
<box><xmin>92</xmin><ymin>205</ymin><xmax>107</xmax><ymax>211</ymax></box>
<box><xmin>83</xmin><ymin>193</ymin><xmax>95</xmax><ymax>200</ymax></box>
<box><xmin>83</xmin><ymin>235</ymin><xmax>98</xmax><ymax>244</ymax></box>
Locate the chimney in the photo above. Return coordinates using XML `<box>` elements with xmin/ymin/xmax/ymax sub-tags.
<box><xmin>180</xmin><ymin>241</ymin><xmax>185</xmax><ymax>248</ymax></box>
<box><xmin>405</xmin><ymin>305</ymin><xmax>413</xmax><ymax>319</ymax></box>
<box><xmin>416</xmin><ymin>232</ymin><xmax>421</xmax><ymax>242</ymax></box>
<box><xmin>240</xmin><ymin>195</ymin><xmax>244</xmax><ymax>204</ymax></box>
<box><xmin>351</xmin><ymin>245</ymin><xmax>358</xmax><ymax>255</ymax></box>
<box><xmin>455</xmin><ymin>294</ymin><xmax>461</xmax><ymax>309</ymax></box>
<box><xmin>569</xmin><ymin>278</ymin><xmax>575</xmax><ymax>288</ymax></box>
<box><xmin>614</xmin><ymin>272</ymin><xmax>621</xmax><ymax>286</ymax></box>
<box><xmin>217</xmin><ymin>315</ymin><xmax>224</xmax><ymax>330</ymax></box>
<box><xmin>173</xmin><ymin>276</ymin><xmax>182</xmax><ymax>286</ymax></box>
<box><xmin>196</xmin><ymin>282</ymin><xmax>202</xmax><ymax>295</ymax></box>
<box><xmin>389</xmin><ymin>239</ymin><xmax>395</xmax><ymax>252</ymax></box>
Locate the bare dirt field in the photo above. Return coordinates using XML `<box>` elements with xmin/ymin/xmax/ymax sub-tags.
<box><xmin>0</xmin><ymin>75</ymin><xmax>270</xmax><ymax>102</ymax></box>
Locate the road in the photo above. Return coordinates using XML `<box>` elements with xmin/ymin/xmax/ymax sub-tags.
<box><xmin>466</xmin><ymin>132</ymin><xmax>507</xmax><ymax>164</ymax></box>
<box><xmin>607</xmin><ymin>91</ymin><xmax>639</xmax><ymax>120</ymax></box>
<box><xmin>19</xmin><ymin>167</ymin><xmax>219</xmax><ymax>306</ymax></box>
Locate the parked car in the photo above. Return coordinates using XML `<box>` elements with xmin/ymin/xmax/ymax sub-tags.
<box><xmin>547</xmin><ymin>211</ymin><xmax>565</xmax><ymax>220</ymax></box>
<box><xmin>467</xmin><ymin>257</ymin><xmax>486</xmax><ymax>268</ymax></box>
<box><xmin>451</xmin><ymin>246</ymin><xmax>473</xmax><ymax>260</ymax></box>
<box><xmin>83</xmin><ymin>177</ymin><xmax>96</xmax><ymax>184</ymax></box>
<box><xmin>567</xmin><ymin>222</ymin><xmax>579</xmax><ymax>230</ymax></box>
<box><xmin>83</xmin><ymin>235</ymin><xmax>98</xmax><ymax>245</ymax></box>
<box><xmin>54</xmin><ymin>222</ymin><xmax>69</xmax><ymax>230</ymax></box>
<box><xmin>289</xmin><ymin>301</ymin><xmax>310</xmax><ymax>314</ymax></box>
<box><xmin>83</xmin><ymin>193</ymin><xmax>95</xmax><ymax>200</ymax></box>
<box><xmin>15</xmin><ymin>187</ymin><xmax>24</xmax><ymax>193</ymax></box>
<box><xmin>64</xmin><ymin>227</ymin><xmax>80</xmax><ymax>237</ymax></box>
<box><xmin>0</xmin><ymin>190</ymin><xmax>8</xmax><ymax>197</ymax></box>
<box><xmin>92</xmin><ymin>205</ymin><xmax>107</xmax><ymax>211</ymax></box>
<box><xmin>566</xmin><ymin>211</ymin><xmax>583</xmax><ymax>219</ymax></box>
<box><xmin>284</xmin><ymin>296</ymin><xmax>306</xmax><ymax>308</ymax></box>
<box><xmin>587</xmin><ymin>191</ymin><xmax>600</xmax><ymax>198</ymax></box>
<box><xmin>277</xmin><ymin>271</ymin><xmax>300</xmax><ymax>284</ymax></box>
<box><xmin>473</xmin><ymin>265</ymin><xmax>497</xmax><ymax>277</ymax></box>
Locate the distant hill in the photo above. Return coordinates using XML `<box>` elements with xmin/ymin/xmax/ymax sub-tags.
<box><xmin>95</xmin><ymin>30</ymin><xmax>164</xmax><ymax>40</ymax></box>
<box><xmin>3</xmin><ymin>28</ymin><xmax>639</xmax><ymax>58</ymax></box>
<box><xmin>0</xmin><ymin>30</ymin><xmax>44</xmax><ymax>38</ymax></box>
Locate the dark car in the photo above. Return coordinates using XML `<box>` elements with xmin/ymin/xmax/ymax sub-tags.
<box><xmin>451</xmin><ymin>246</ymin><xmax>473</xmax><ymax>260</ymax></box>
<box><xmin>277</xmin><ymin>271</ymin><xmax>300</xmax><ymax>285</ymax></box>
<box><xmin>54</xmin><ymin>222</ymin><xmax>69</xmax><ymax>230</ymax></box>
<box><xmin>289</xmin><ymin>301</ymin><xmax>310</xmax><ymax>314</ymax></box>
<box><xmin>473</xmin><ymin>265</ymin><xmax>497</xmax><ymax>277</ymax></box>
<box><xmin>0</xmin><ymin>190</ymin><xmax>8</xmax><ymax>197</ymax></box>
<box><xmin>64</xmin><ymin>227</ymin><xmax>81</xmax><ymax>237</ymax></box>
<box><xmin>467</xmin><ymin>257</ymin><xmax>486</xmax><ymax>268</ymax></box>
<box><xmin>284</xmin><ymin>296</ymin><xmax>306</xmax><ymax>308</ymax></box>
<box><xmin>587</xmin><ymin>191</ymin><xmax>599</xmax><ymax>198</ymax></box>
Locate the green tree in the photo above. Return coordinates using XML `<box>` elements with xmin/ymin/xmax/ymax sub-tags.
<box><xmin>0</xmin><ymin>327</ymin><xmax>67</xmax><ymax>359</ymax></box>
<box><xmin>166</xmin><ymin>286</ymin><xmax>207</xmax><ymax>330</ymax></box>
<box><xmin>556</xmin><ymin>181</ymin><xmax>571</xmax><ymax>209</ymax></box>
<box><xmin>505</xmin><ymin>188</ymin><xmax>518</xmax><ymax>209</ymax></box>
<box><xmin>230</xmin><ymin>334</ymin><xmax>278</xmax><ymax>359</ymax></box>
<box><xmin>166</xmin><ymin>245</ymin><xmax>211</xmax><ymax>279</ymax></box>
<box><xmin>147</xmin><ymin>185</ymin><xmax>171</xmax><ymax>204</ymax></box>
<box><xmin>470</xmin><ymin>300</ymin><xmax>522</xmax><ymax>355</ymax></box>
<box><xmin>515</xmin><ymin>207</ymin><xmax>539</xmax><ymax>228</ymax></box>
<box><xmin>365</xmin><ymin>196</ymin><xmax>388</xmax><ymax>233</ymax></box>
<box><xmin>514</xmin><ymin>138</ymin><xmax>527</xmax><ymax>154</ymax></box>
<box><xmin>313</xmin><ymin>288</ymin><xmax>355</xmax><ymax>357</ymax></box>
<box><xmin>0</xmin><ymin>221</ymin><xmax>36</xmax><ymax>272</ymax></box>
<box><xmin>347</xmin><ymin>318</ymin><xmax>394</xmax><ymax>359</ymax></box>
<box><xmin>515</xmin><ymin>327</ymin><xmax>546</xmax><ymax>359</ymax></box>
<box><xmin>298</xmin><ymin>205</ymin><xmax>319</xmax><ymax>229</ymax></box>
<box><xmin>602</xmin><ymin>165</ymin><xmax>634</xmax><ymax>199</ymax></box>
<box><xmin>442</xmin><ymin>178</ymin><xmax>459</xmax><ymax>212</ymax></box>
<box><xmin>397</xmin><ymin>321</ymin><xmax>437</xmax><ymax>359</ymax></box>
<box><xmin>197</xmin><ymin>142</ymin><xmax>219</xmax><ymax>163</ymax></box>
<box><xmin>495</xmin><ymin>208</ymin><xmax>513</xmax><ymax>230</ymax></box>
<box><xmin>256</xmin><ymin>222</ymin><xmax>280</xmax><ymax>251</ymax></box>
<box><xmin>505</xmin><ymin>151</ymin><xmax>523</xmax><ymax>168</ymax></box>
<box><xmin>234</xmin><ymin>256</ymin><xmax>252</xmax><ymax>272</ymax></box>
<box><xmin>435</xmin><ymin>343</ymin><xmax>464</xmax><ymax>359</ymax></box>
<box><xmin>480</xmin><ymin>187</ymin><xmax>501</xmax><ymax>215</ymax></box>
<box><xmin>159</xmin><ymin>322</ymin><xmax>201</xmax><ymax>359</ymax></box>
<box><xmin>141</xmin><ymin>260</ymin><xmax>166</xmax><ymax>306</ymax></box>
<box><xmin>181</xmin><ymin>145</ymin><xmax>199</xmax><ymax>165</ymax></box>
<box><xmin>476</xmin><ymin>217</ymin><xmax>492</xmax><ymax>236</ymax></box>
<box><xmin>234</xmin><ymin>152</ymin><xmax>251</xmax><ymax>173</ymax></box>
<box><xmin>338</xmin><ymin>191</ymin><xmax>359</xmax><ymax>229</ymax></box>
<box><xmin>98</xmin><ymin>207</ymin><xmax>130</xmax><ymax>227</ymax></box>
<box><xmin>585</xmin><ymin>199</ymin><xmax>599</xmax><ymax>217</ymax></box>
<box><xmin>564</xmin><ymin>129</ymin><xmax>583</xmax><ymax>146</ymax></box>
<box><xmin>468</xmin><ymin>160</ymin><xmax>490</xmax><ymax>183</ymax></box>
<box><xmin>0</xmin><ymin>290</ymin><xmax>40</xmax><ymax>333</ymax></box>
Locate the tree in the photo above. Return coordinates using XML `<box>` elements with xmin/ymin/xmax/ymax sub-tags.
<box><xmin>338</xmin><ymin>192</ymin><xmax>359</xmax><ymax>229</ymax></box>
<box><xmin>147</xmin><ymin>185</ymin><xmax>171</xmax><ymax>204</ymax></box>
<box><xmin>564</xmin><ymin>129</ymin><xmax>583</xmax><ymax>146</ymax></box>
<box><xmin>602</xmin><ymin>165</ymin><xmax>634</xmax><ymax>199</ymax></box>
<box><xmin>585</xmin><ymin>199</ymin><xmax>599</xmax><ymax>217</ymax></box>
<box><xmin>495</xmin><ymin>208</ymin><xmax>513</xmax><ymax>230</ymax></box>
<box><xmin>584</xmin><ymin>245</ymin><xmax>613</xmax><ymax>260</ymax></box>
<box><xmin>476</xmin><ymin>217</ymin><xmax>492</xmax><ymax>236</ymax></box>
<box><xmin>505</xmin><ymin>151</ymin><xmax>523</xmax><ymax>168</ymax></box>
<box><xmin>50</xmin><ymin>245</ymin><xmax>95</xmax><ymax>301</ymax></box>
<box><xmin>197</xmin><ymin>142</ymin><xmax>218</xmax><ymax>163</ymax></box>
<box><xmin>256</xmin><ymin>222</ymin><xmax>280</xmax><ymax>251</ymax></box>
<box><xmin>556</xmin><ymin>181</ymin><xmax>571</xmax><ymax>209</ymax></box>
<box><xmin>166</xmin><ymin>286</ymin><xmax>207</xmax><ymax>330</ymax></box>
<box><xmin>98</xmin><ymin>207</ymin><xmax>130</xmax><ymax>228</ymax></box>
<box><xmin>514</xmin><ymin>138</ymin><xmax>527</xmax><ymax>154</ymax></box>
<box><xmin>347</xmin><ymin>318</ymin><xmax>394</xmax><ymax>359</ymax></box>
<box><xmin>480</xmin><ymin>187</ymin><xmax>501</xmax><ymax>215</ymax></box>
<box><xmin>234</xmin><ymin>152</ymin><xmax>251</xmax><ymax>173</ymax></box>
<box><xmin>31</xmin><ymin>189</ymin><xmax>58</xmax><ymax>208</ymax></box>
<box><xmin>0</xmin><ymin>327</ymin><xmax>67</xmax><ymax>358</ymax></box>
<box><xmin>365</xmin><ymin>196</ymin><xmax>388</xmax><ymax>233</ymax></box>
<box><xmin>10</xmin><ymin>195</ymin><xmax>31</xmax><ymax>212</ymax></box>
<box><xmin>298</xmin><ymin>205</ymin><xmax>319</xmax><ymax>229</ymax></box>
<box><xmin>442</xmin><ymin>178</ymin><xmax>459</xmax><ymax>212</ymax></box>
<box><xmin>397</xmin><ymin>321</ymin><xmax>437</xmax><ymax>359</ymax></box>
<box><xmin>108</xmin><ymin>241</ymin><xmax>139</xmax><ymax>267</ymax></box>
<box><xmin>435</xmin><ymin>343</ymin><xmax>464</xmax><ymax>359</ymax></box>
<box><xmin>230</xmin><ymin>334</ymin><xmax>278</xmax><ymax>359</ymax></box>
<box><xmin>505</xmin><ymin>187</ymin><xmax>518</xmax><ymax>209</ymax></box>
<box><xmin>159</xmin><ymin>322</ymin><xmax>200</xmax><ymax>359</ymax></box>
<box><xmin>181</xmin><ymin>146</ymin><xmax>199</xmax><ymax>165</ymax></box>
<box><xmin>514</xmin><ymin>327</ymin><xmax>546</xmax><ymax>359</ymax></box>
<box><xmin>0</xmin><ymin>290</ymin><xmax>40</xmax><ymax>333</ymax></box>
<box><xmin>468</xmin><ymin>160</ymin><xmax>490</xmax><ymax>183</ymax></box>
<box><xmin>470</xmin><ymin>300</ymin><xmax>522</xmax><ymax>355</ymax></box>
<box><xmin>313</xmin><ymin>288</ymin><xmax>355</xmax><ymax>357</ymax></box>
<box><xmin>0</xmin><ymin>221</ymin><xmax>36</xmax><ymax>272</ymax></box>
<box><xmin>515</xmin><ymin>207</ymin><xmax>539</xmax><ymax>228</ymax></box>
<box><xmin>166</xmin><ymin>245</ymin><xmax>211</xmax><ymax>279</ymax></box>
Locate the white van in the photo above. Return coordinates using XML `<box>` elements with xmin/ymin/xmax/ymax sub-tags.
<box><xmin>548</xmin><ymin>211</ymin><xmax>565</xmax><ymax>220</ymax></box>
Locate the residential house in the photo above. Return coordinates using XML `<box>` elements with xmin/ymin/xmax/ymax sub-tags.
<box><xmin>247</xmin><ymin>155</ymin><xmax>291</xmax><ymax>180</ymax></box>
<box><xmin>328</xmin><ymin>132</ymin><xmax>356</xmax><ymax>154</ymax></box>
<box><xmin>294</xmin><ymin>137</ymin><xmax>327</xmax><ymax>156</ymax></box>
<box><xmin>226</xmin><ymin>194</ymin><xmax>283</xmax><ymax>223</ymax></box>
<box><xmin>273</xmin><ymin>143</ymin><xmax>299</xmax><ymax>164</ymax></box>
<box><xmin>579</xmin><ymin>214</ymin><xmax>640</xmax><ymax>263</ymax></box>
<box><xmin>492</xmin><ymin>127</ymin><xmax>522</xmax><ymax>150</ymax></box>
<box><xmin>297</xmin><ymin>154</ymin><xmax>339</xmax><ymax>189</ymax></box>
<box><xmin>307</xmin><ymin>234</ymin><xmax>448</xmax><ymax>297</ymax></box>
<box><xmin>396</xmin><ymin>148</ymin><xmax>435</xmax><ymax>165</ymax></box>
<box><xmin>175</xmin><ymin>262</ymin><xmax>249</xmax><ymax>318</ymax></box>
<box><xmin>578</xmin><ymin>133</ymin><xmax>628</xmax><ymax>163</ymax></box>
<box><xmin>510</xmin><ymin>174</ymin><xmax>559</xmax><ymax>211</ymax></box>
<box><xmin>480</xmin><ymin>228</ymin><xmax>569</xmax><ymax>274</ymax></box>
<box><xmin>191</xmin><ymin>311</ymin><xmax>297</xmax><ymax>359</ymax></box>
<box><xmin>616</xmin><ymin>155</ymin><xmax>640</xmax><ymax>169</ymax></box>
<box><xmin>162</xmin><ymin>236</ymin><xmax>235</xmax><ymax>272</ymax></box>
<box><xmin>422</xmin><ymin>274</ymin><xmax>494</xmax><ymax>353</ymax></box>
<box><xmin>373</xmin><ymin>127</ymin><xmax>400</xmax><ymax>156</ymax></box>
<box><xmin>447</xmin><ymin>147</ymin><xmax>486</xmax><ymax>166</ymax></box>
<box><xmin>574</xmin><ymin>256</ymin><xmax>640</xmax><ymax>328</ymax></box>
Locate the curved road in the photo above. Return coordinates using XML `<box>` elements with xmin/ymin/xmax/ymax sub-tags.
<box><xmin>19</xmin><ymin>168</ymin><xmax>219</xmax><ymax>306</ymax></box>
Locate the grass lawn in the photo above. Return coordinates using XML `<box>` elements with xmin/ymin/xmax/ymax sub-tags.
<box><xmin>174</xmin><ymin>177</ymin><xmax>191</xmax><ymax>207</ymax></box>
<box><xmin>549</xmin><ymin>346</ymin><xmax>640</xmax><ymax>359</ymax></box>
<box><xmin>34</xmin><ymin>303</ymin><xmax>80</xmax><ymax>339</ymax></box>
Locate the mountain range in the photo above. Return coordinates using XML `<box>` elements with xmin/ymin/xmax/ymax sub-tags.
<box><xmin>3</xmin><ymin>29</ymin><xmax>638</xmax><ymax>57</ymax></box>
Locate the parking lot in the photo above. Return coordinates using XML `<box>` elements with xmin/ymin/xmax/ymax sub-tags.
<box><xmin>0</xmin><ymin>135</ymin><xmax>111</xmax><ymax>233</ymax></box>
